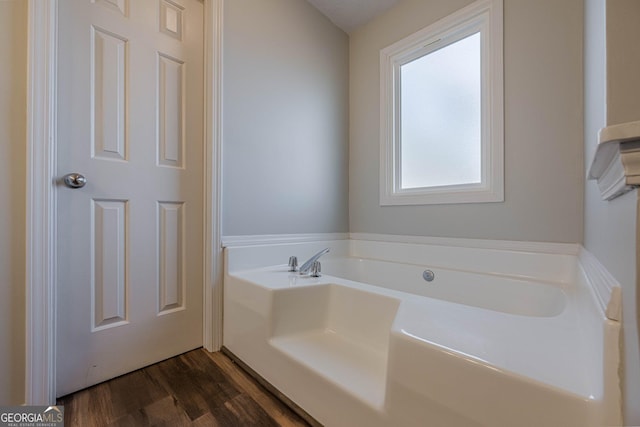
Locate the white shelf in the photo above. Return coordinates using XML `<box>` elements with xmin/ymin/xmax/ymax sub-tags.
<box><xmin>588</xmin><ymin>120</ymin><xmax>640</xmax><ymax>200</ymax></box>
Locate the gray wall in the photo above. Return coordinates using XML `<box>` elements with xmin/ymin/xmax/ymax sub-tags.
<box><xmin>349</xmin><ymin>0</ymin><xmax>584</xmax><ymax>242</ymax></box>
<box><xmin>584</xmin><ymin>0</ymin><xmax>640</xmax><ymax>423</ymax></box>
<box><xmin>222</xmin><ymin>0</ymin><xmax>349</xmax><ymax>236</ymax></box>
<box><xmin>0</xmin><ymin>0</ymin><xmax>26</xmax><ymax>405</ymax></box>
<box><xmin>606</xmin><ymin>0</ymin><xmax>640</xmax><ymax>127</ymax></box>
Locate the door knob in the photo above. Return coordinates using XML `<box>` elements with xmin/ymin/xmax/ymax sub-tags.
<box><xmin>63</xmin><ymin>173</ymin><xmax>87</xmax><ymax>189</ymax></box>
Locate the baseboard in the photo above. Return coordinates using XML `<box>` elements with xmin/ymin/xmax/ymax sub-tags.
<box><xmin>578</xmin><ymin>247</ymin><xmax>622</xmax><ymax>321</ymax></box>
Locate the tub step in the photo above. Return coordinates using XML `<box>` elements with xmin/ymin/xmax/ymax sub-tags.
<box><xmin>270</xmin><ymin>329</ymin><xmax>387</xmax><ymax>409</ymax></box>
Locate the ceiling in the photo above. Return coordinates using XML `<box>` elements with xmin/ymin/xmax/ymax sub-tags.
<box><xmin>306</xmin><ymin>0</ymin><xmax>400</xmax><ymax>33</ymax></box>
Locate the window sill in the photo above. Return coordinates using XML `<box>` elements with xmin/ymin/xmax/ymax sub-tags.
<box><xmin>380</xmin><ymin>185</ymin><xmax>503</xmax><ymax>206</ymax></box>
<box><xmin>588</xmin><ymin>120</ymin><xmax>640</xmax><ymax>201</ymax></box>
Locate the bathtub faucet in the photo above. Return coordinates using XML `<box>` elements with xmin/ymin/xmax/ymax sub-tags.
<box><xmin>299</xmin><ymin>248</ymin><xmax>330</xmax><ymax>275</ymax></box>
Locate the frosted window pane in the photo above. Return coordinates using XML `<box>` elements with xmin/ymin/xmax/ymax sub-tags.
<box><xmin>400</xmin><ymin>32</ymin><xmax>481</xmax><ymax>189</ymax></box>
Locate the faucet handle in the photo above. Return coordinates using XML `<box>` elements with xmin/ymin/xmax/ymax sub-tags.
<box><xmin>310</xmin><ymin>261</ymin><xmax>321</xmax><ymax>277</ymax></box>
<box><xmin>288</xmin><ymin>256</ymin><xmax>298</xmax><ymax>272</ymax></box>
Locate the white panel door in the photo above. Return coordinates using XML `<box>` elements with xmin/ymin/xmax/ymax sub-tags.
<box><xmin>56</xmin><ymin>0</ymin><xmax>204</xmax><ymax>396</ymax></box>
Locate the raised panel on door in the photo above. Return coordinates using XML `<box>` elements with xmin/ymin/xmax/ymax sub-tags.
<box><xmin>157</xmin><ymin>53</ymin><xmax>185</xmax><ymax>168</ymax></box>
<box><xmin>92</xmin><ymin>199</ymin><xmax>128</xmax><ymax>330</ymax></box>
<box><xmin>159</xmin><ymin>0</ymin><xmax>183</xmax><ymax>40</ymax></box>
<box><xmin>91</xmin><ymin>26</ymin><xmax>128</xmax><ymax>161</ymax></box>
<box><xmin>92</xmin><ymin>0</ymin><xmax>128</xmax><ymax>16</ymax></box>
<box><xmin>157</xmin><ymin>201</ymin><xmax>185</xmax><ymax>314</ymax></box>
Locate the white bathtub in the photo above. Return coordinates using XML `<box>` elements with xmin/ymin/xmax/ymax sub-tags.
<box><xmin>322</xmin><ymin>257</ymin><xmax>566</xmax><ymax>317</ymax></box>
<box><xmin>223</xmin><ymin>238</ymin><xmax>621</xmax><ymax>427</ymax></box>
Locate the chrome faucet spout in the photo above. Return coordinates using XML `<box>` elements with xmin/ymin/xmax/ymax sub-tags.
<box><xmin>299</xmin><ymin>248</ymin><xmax>330</xmax><ymax>275</ymax></box>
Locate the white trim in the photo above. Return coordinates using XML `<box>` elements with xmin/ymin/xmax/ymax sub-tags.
<box><xmin>595</xmin><ymin>147</ymin><xmax>631</xmax><ymax>200</ymax></box>
<box><xmin>26</xmin><ymin>0</ymin><xmax>223</xmax><ymax>399</ymax></box>
<box><xmin>588</xmin><ymin>120</ymin><xmax>640</xmax><ymax>200</ymax></box>
<box><xmin>222</xmin><ymin>232</ymin><xmax>579</xmax><ymax>255</ymax></box>
<box><xmin>598</xmin><ymin>119</ymin><xmax>640</xmax><ymax>146</ymax></box>
<box><xmin>379</xmin><ymin>0</ymin><xmax>504</xmax><ymax>206</ymax></box>
<box><xmin>222</xmin><ymin>233</ymin><xmax>350</xmax><ymax>248</ymax></box>
<box><xmin>203</xmin><ymin>0</ymin><xmax>223</xmax><ymax>352</ymax></box>
<box><xmin>349</xmin><ymin>233</ymin><xmax>580</xmax><ymax>255</ymax></box>
<box><xmin>25</xmin><ymin>0</ymin><xmax>58</xmax><ymax>405</ymax></box>
<box><xmin>602</xmin><ymin>319</ymin><xmax>623</xmax><ymax>426</ymax></box>
<box><xmin>578</xmin><ymin>247</ymin><xmax>622</xmax><ymax>321</ymax></box>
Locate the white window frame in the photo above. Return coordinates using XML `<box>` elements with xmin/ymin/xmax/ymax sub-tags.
<box><xmin>379</xmin><ymin>0</ymin><xmax>503</xmax><ymax>206</ymax></box>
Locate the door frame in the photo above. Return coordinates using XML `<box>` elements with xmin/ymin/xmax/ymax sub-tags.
<box><xmin>25</xmin><ymin>0</ymin><xmax>223</xmax><ymax>404</ymax></box>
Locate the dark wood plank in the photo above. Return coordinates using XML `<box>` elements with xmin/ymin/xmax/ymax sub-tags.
<box><xmin>145</xmin><ymin>354</ymin><xmax>231</xmax><ymax>420</ymax></box>
<box><xmin>107</xmin><ymin>369</ymin><xmax>170</xmax><ymax>420</ymax></box>
<box><xmin>57</xmin><ymin>349</ymin><xmax>312</xmax><ymax>427</ymax></box>
<box><xmin>191</xmin><ymin>412</ymin><xmax>221</xmax><ymax>427</ymax></box>
<box><xmin>206</xmin><ymin>351</ymin><xmax>316</xmax><ymax>427</ymax></box>
<box><xmin>58</xmin><ymin>381</ymin><xmax>116</xmax><ymax>427</ymax></box>
<box><xmin>224</xmin><ymin>394</ymin><xmax>280</xmax><ymax>427</ymax></box>
<box><xmin>107</xmin><ymin>396</ymin><xmax>193</xmax><ymax>427</ymax></box>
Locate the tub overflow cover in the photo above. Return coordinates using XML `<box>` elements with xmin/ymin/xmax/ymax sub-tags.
<box><xmin>422</xmin><ymin>270</ymin><xmax>435</xmax><ymax>282</ymax></box>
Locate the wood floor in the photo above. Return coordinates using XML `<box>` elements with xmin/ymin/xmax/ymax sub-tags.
<box><xmin>57</xmin><ymin>349</ymin><xmax>311</xmax><ymax>427</ymax></box>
